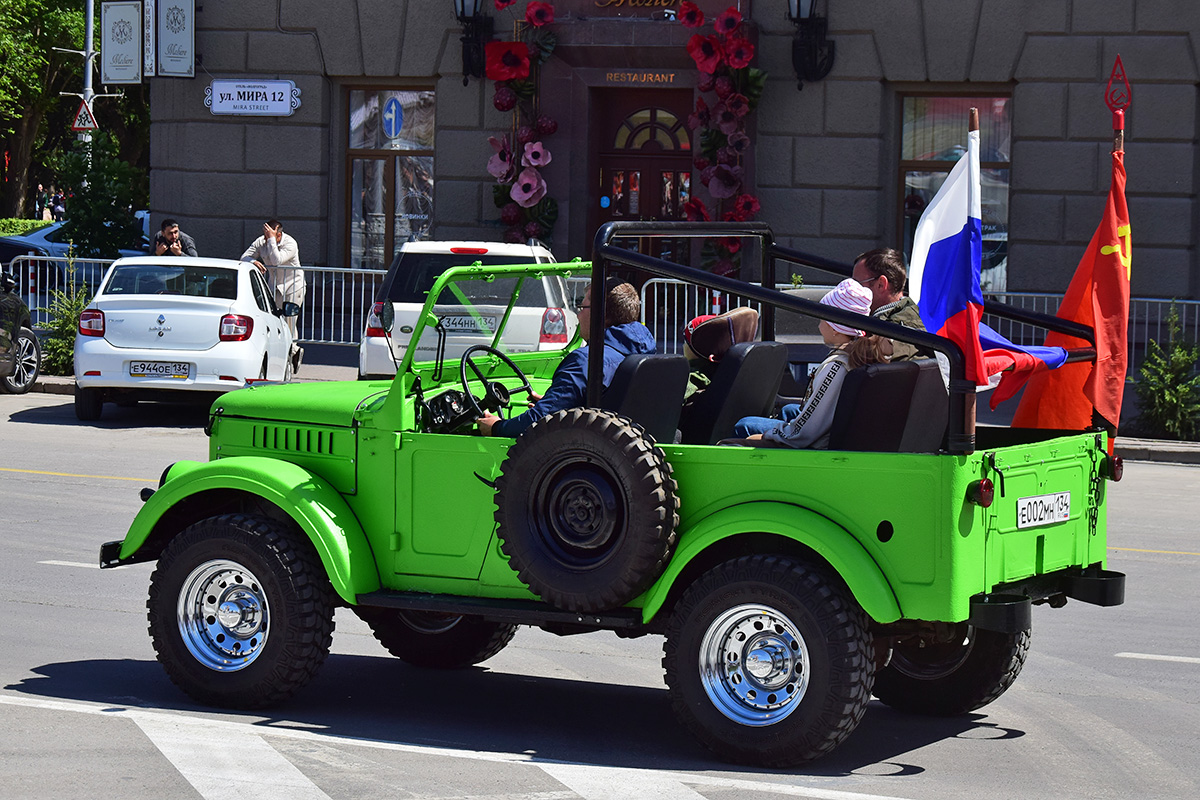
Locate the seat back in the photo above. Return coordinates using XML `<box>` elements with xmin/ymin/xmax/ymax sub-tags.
<box><xmin>899</xmin><ymin>358</ymin><xmax>948</xmax><ymax>452</ymax></box>
<box><xmin>827</xmin><ymin>360</ymin><xmax>920</xmax><ymax>452</ymax></box>
<box><xmin>600</xmin><ymin>353</ymin><xmax>689</xmax><ymax>444</ymax></box>
<box><xmin>679</xmin><ymin>341</ymin><xmax>789</xmax><ymax>445</ymax></box>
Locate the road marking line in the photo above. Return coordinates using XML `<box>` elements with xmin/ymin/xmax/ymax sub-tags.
<box><xmin>132</xmin><ymin>712</ymin><xmax>333</xmax><ymax>800</ymax></box>
<box><xmin>1114</xmin><ymin>652</ymin><xmax>1200</xmax><ymax>665</ymax></box>
<box><xmin>0</xmin><ymin>466</ymin><xmax>151</xmax><ymax>482</ymax></box>
<box><xmin>538</xmin><ymin>763</ymin><xmax>709</xmax><ymax>799</ymax></box>
<box><xmin>1109</xmin><ymin>546</ymin><xmax>1200</xmax><ymax>556</ymax></box>
<box><xmin>0</xmin><ymin>693</ymin><xmax>917</xmax><ymax>800</ymax></box>
<box><xmin>39</xmin><ymin>560</ymin><xmax>100</xmax><ymax>569</ymax></box>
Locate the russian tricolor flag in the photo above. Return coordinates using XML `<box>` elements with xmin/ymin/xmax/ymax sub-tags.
<box><xmin>909</xmin><ymin>126</ymin><xmax>989</xmax><ymax>386</ymax></box>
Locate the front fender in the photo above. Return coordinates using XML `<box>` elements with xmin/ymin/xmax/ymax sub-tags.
<box><xmin>641</xmin><ymin>502</ymin><xmax>902</xmax><ymax>624</ymax></box>
<box><xmin>122</xmin><ymin>457</ymin><xmax>379</xmax><ymax>603</ymax></box>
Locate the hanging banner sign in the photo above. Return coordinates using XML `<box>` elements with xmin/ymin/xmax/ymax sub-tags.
<box><xmin>72</xmin><ymin>99</ymin><xmax>99</xmax><ymax>131</ymax></box>
<box><xmin>101</xmin><ymin>2</ymin><xmax>142</xmax><ymax>84</ymax></box>
<box><xmin>157</xmin><ymin>0</ymin><xmax>194</xmax><ymax>77</ymax></box>
<box><xmin>204</xmin><ymin>80</ymin><xmax>303</xmax><ymax>116</ymax></box>
<box><xmin>143</xmin><ymin>0</ymin><xmax>156</xmax><ymax>76</ymax></box>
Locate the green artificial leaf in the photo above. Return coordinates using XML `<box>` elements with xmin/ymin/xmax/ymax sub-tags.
<box><xmin>700</xmin><ymin>128</ymin><xmax>727</xmax><ymax>161</ymax></box>
<box><xmin>531</xmin><ymin>31</ymin><xmax>558</xmax><ymax>63</ymax></box>
<box><xmin>508</xmin><ymin>79</ymin><xmax>536</xmax><ymax>101</ymax></box>
<box><xmin>739</xmin><ymin>68</ymin><xmax>769</xmax><ymax>110</ymax></box>
<box><xmin>493</xmin><ymin>184</ymin><xmax>511</xmax><ymax>209</ymax></box>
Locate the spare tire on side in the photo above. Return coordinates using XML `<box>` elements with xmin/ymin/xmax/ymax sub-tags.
<box><xmin>493</xmin><ymin>408</ymin><xmax>679</xmax><ymax>613</ymax></box>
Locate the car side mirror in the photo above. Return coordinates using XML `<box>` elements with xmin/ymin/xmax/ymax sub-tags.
<box><xmin>281</xmin><ymin>301</ymin><xmax>301</xmax><ymax>317</ymax></box>
<box><xmin>379</xmin><ymin>301</ymin><xmax>395</xmax><ymax>334</ymax></box>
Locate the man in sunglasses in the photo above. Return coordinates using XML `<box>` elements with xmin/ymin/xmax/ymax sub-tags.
<box><xmin>477</xmin><ymin>276</ymin><xmax>655</xmax><ymax>437</ymax></box>
<box><xmin>851</xmin><ymin>247</ymin><xmax>931</xmax><ymax>362</ymax></box>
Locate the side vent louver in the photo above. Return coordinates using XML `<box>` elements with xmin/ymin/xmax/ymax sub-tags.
<box><xmin>254</xmin><ymin>425</ymin><xmax>337</xmax><ymax>455</ymax></box>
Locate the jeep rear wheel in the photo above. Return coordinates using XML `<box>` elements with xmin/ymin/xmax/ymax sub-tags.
<box><xmin>663</xmin><ymin>555</ymin><xmax>874</xmax><ymax>767</ymax></box>
<box><xmin>493</xmin><ymin>408</ymin><xmax>678</xmax><ymax>613</ymax></box>
<box><xmin>353</xmin><ymin>607</ymin><xmax>516</xmax><ymax>668</ymax></box>
<box><xmin>873</xmin><ymin>624</ymin><xmax>1030</xmax><ymax>715</ymax></box>
<box><xmin>147</xmin><ymin>514</ymin><xmax>335</xmax><ymax>709</ymax></box>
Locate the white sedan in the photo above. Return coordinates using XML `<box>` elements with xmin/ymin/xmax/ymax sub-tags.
<box><xmin>74</xmin><ymin>257</ymin><xmax>298</xmax><ymax>420</ymax></box>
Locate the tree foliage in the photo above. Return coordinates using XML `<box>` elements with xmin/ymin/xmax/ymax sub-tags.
<box><xmin>58</xmin><ymin>132</ymin><xmax>143</xmax><ymax>257</ymax></box>
<box><xmin>1134</xmin><ymin>305</ymin><xmax>1200</xmax><ymax>441</ymax></box>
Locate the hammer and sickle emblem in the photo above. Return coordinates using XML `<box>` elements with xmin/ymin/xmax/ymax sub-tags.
<box><xmin>1100</xmin><ymin>224</ymin><xmax>1131</xmax><ymax>280</ymax></box>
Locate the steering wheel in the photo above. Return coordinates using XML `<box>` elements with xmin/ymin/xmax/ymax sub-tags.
<box><xmin>459</xmin><ymin>345</ymin><xmax>534</xmax><ymax>419</ymax></box>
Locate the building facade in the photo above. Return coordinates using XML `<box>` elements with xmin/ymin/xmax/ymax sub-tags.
<box><xmin>149</xmin><ymin>0</ymin><xmax>1200</xmax><ymax>298</ymax></box>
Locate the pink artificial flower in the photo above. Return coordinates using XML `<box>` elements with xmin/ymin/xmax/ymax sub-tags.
<box><xmin>716</xmin><ymin>146</ymin><xmax>737</xmax><ymax>165</ymax></box>
<box><xmin>693</xmin><ymin>157</ymin><xmax>711</xmax><ymax>171</ymax></box>
<box><xmin>683</xmin><ymin>197</ymin><xmax>710</xmax><ymax>221</ymax></box>
<box><xmin>713</xmin><ymin>75</ymin><xmax>734</xmax><ymax>99</ymax></box>
<box><xmin>699</xmin><ymin>165</ymin><xmax>717</xmax><ymax>187</ymax></box>
<box><xmin>495</xmin><ymin>0</ymin><xmax>516</xmax><ymax>9</ymax></box>
<box><xmin>525</xmin><ymin>1</ymin><xmax>554</xmax><ymax>27</ymax></box>
<box><xmin>510</xmin><ymin>167</ymin><xmax>548</xmax><ymax>207</ymax></box>
<box><xmin>721</xmin><ymin>236</ymin><xmax>742</xmax><ymax>254</ymax></box>
<box><xmin>727</xmin><ymin>130</ymin><xmax>750</xmax><ymax>154</ymax></box>
<box><xmin>697</xmin><ymin>72</ymin><xmax>716</xmax><ymax>92</ymax></box>
<box><xmin>708</xmin><ymin>164</ymin><xmax>743</xmax><ymax>199</ymax></box>
<box><xmin>488</xmin><ymin>135</ymin><xmax>515</xmax><ymax>182</ymax></box>
<box><xmin>687</xmin><ymin>96</ymin><xmax>710</xmax><ymax>130</ymax></box>
<box><xmin>712</xmin><ymin>103</ymin><xmax>741</xmax><ymax>135</ymax></box>
<box><xmin>714</xmin><ymin>7</ymin><xmax>742</xmax><ymax>36</ymax></box>
<box><xmin>678</xmin><ymin>1</ymin><xmax>704</xmax><ymax>28</ymax></box>
<box><xmin>500</xmin><ymin>202</ymin><xmax>523</xmax><ymax>226</ymax></box>
<box><xmin>726</xmin><ymin>37</ymin><xmax>755</xmax><ymax>69</ymax></box>
<box><xmin>485</xmin><ymin>41</ymin><xmax>531</xmax><ymax>81</ymax></box>
<box><xmin>725</xmin><ymin>92</ymin><xmax>750</xmax><ymax>117</ymax></box>
<box><xmin>733</xmin><ymin>193</ymin><xmax>761</xmax><ymax>218</ymax></box>
<box><xmin>522</xmin><ymin>141</ymin><xmax>552</xmax><ymax>168</ymax></box>
<box><xmin>686</xmin><ymin>34</ymin><xmax>724</xmax><ymax>74</ymax></box>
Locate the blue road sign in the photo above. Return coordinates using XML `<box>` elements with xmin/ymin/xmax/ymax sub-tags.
<box><xmin>382</xmin><ymin>97</ymin><xmax>404</xmax><ymax>140</ymax></box>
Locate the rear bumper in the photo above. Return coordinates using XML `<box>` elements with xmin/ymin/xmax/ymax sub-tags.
<box><xmin>968</xmin><ymin>563</ymin><xmax>1126</xmax><ymax>632</ymax></box>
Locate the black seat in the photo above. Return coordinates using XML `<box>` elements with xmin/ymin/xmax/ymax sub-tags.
<box><xmin>899</xmin><ymin>358</ymin><xmax>948</xmax><ymax>452</ymax></box>
<box><xmin>679</xmin><ymin>341</ymin><xmax>789</xmax><ymax>445</ymax></box>
<box><xmin>600</xmin><ymin>353</ymin><xmax>689</xmax><ymax>444</ymax></box>
<box><xmin>827</xmin><ymin>361</ymin><xmax>920</xmax><ymax>452</ymax></box>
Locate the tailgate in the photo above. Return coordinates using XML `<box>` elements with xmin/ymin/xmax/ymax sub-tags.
<box><xmin>982</xmin><ymin>433</ymin><xmax>1107</xmax><ymax>586</ymax></box>
<box><xmin>99</xmin><ymin>297</ymin><xmax>230</xmax><ymax>350</ymax></box>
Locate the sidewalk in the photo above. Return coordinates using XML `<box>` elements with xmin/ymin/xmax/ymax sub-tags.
<box><xmin>29</xmin><ymin>360</ymin><xmax>1200</xmax><ymax>466</ymax></box>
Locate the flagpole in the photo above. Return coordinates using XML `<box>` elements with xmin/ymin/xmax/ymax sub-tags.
<box><xmin>963</xmin><ymin>107</ymin><xmax>980</xmax><ymax>441</ymax></box>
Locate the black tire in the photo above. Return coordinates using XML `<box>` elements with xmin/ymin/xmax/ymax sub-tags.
<box><xmin>1</xmin><ymin>327</ymin><xmax>39</xmax><ymax>393</ymax></box>
<box><xmin>663</xmin><ymin>555</ymin><xmax>875</xmax><ymax>767</ymax></box>
<box><xmin>74</xmin><ymin>385</ymin><xmax>103</xmax><ymax>421</ymax></box>
<box><xmin>353</xmin><ymin>606</ymin><xmax>516</xmax><ymax>668</ymax></box>
<box><xmin>147</xmin><ymin>513</ymin><xmax>336</xmax><ymax>709</ymax></box>
<box><xmin>493</xmin><ymin>408</ymin><xmax>678</xmax><ymax>613</ymax></box>
<box><xmin>873</xmin><ymin>624</ymin><xmax>1031</xmax><ymax>715</ymax></box>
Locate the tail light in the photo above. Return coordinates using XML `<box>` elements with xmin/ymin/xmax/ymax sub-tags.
<box><xmin>365</xmin><ymin>301</ymin><xmax>387</xmax><ymax>338</ymax></box>
<box><xmin>450</xmin><ymin>247</ymin><xmax>489</xmax><ymax>255</ymax></box>
<box><xmin>79</xmin><ymin>309</ymin><xmax>105</xmax><ymax>336</ymax></box>
<box><xmin>967</xmin><ymin>478</ymin><xmax>995</xmax><ymax>507</ymax></box>
<box><xmin>1105</xmin><ymin>453</ymin><xmax>1124</xmax><ymax>482</ymax></box>
<box><xmin>219</xmin><ymin>314</ymin><xmax>253</xmax><ymax>341</ymax></box>
<box><xmin>540</xmin><ymin>307</ymin><xmax>568</xmax><ymax>344</ymax></box>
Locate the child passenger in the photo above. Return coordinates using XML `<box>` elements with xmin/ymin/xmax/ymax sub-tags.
<box><xmin>733</xmin><ymin>279</ymin><xmax>892</xmax><ymax>448</ymax></box>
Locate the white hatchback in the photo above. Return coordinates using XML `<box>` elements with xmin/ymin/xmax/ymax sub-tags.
<box><xmin>74</xmin><ymin>257</ymin><xmax>298</xmax><ymax>420</ymax></box>
<box><xmin>358</xmin><ymin>240</ymin><xmax>577</xmax><ymax>379</ymax></box>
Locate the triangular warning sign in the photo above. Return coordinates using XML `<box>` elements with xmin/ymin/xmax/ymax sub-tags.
<box><xmin>71</xmin><ymin>99</ymin><xmax>98</xmax><ymax>131</ymax></box>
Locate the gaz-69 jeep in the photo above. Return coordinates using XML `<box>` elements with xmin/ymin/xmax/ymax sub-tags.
<box><xmin>100</xmin><ymin>222</ymin><xmax>1125</xmax><ymax>767</ymax></box>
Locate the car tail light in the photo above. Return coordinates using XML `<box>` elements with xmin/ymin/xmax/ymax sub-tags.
<box><xmin>219</xmin><ymin>314</ymin><xmax>253</xmax><ymax>341</ymax></box>
<box><xmin>1106</xmin><ymin>453</ymin><xmax>1124</xmax><ymax>482</ymax></box>
<box><xmin>365</xmin><ymin>301</ymin><xmax>387</xmax><ymax>337</ymax></box>
<box><xmin>79</xmin><ymin>309</ymin><xmax>105</xmax><ymax>337</ymax></box>
<box><xmin>967</xmin><ymin>478</ymin><xmax>995</xmax><ymax>507</ymax></box>
<box><xmin>540</xmin><ymin>307</ymin><xmax>568</xmax><ymax>344</ymax></box>
<box><xmin>450</xmin><ymin>247</ymin><xmax>488</xmax><ymax>255</ymax></box>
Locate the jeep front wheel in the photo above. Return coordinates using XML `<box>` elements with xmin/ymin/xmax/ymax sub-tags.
<box><xmin>873</xmin><ymin>624</ymin><xmax>1031</xmax><ymax>715</ymax></box>
<box><xmin>147</xmin><ymin>514</ymin><xmax>335</xmax><ymax>708</ymax></box>
<box><xmin>663</xmin><ymin>555</ymin><xmax>874</xmax><ymax>767</ymax></box>
<box><xmin>353</xmin><ymin>607</ymin><xmax>516</xmax><ymax>668</ymax></box>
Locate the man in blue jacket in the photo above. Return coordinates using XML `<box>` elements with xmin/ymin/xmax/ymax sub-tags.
<box><xmin>477</xmin><ymin>277</ymin><xmax>655</xmax><ymax>437</ymax></box>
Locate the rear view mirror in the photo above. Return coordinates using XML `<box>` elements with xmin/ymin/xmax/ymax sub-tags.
<box><xmin>379</xmin><ymin>301</ymin><xmax>395</xmax><ymax>333</ymax></box>
<box><xmin>281</xmin><ymin>301</ymin><xmax>301</xmax><ymax>317</ymax></box>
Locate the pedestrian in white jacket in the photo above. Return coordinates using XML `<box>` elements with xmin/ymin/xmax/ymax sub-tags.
<box><xmin>241</xmin><ymin>219</ymin><xmax>306</xmax><ymax>370</ymax></box>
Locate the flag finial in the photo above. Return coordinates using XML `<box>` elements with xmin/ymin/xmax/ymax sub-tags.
<box><xmin>1105</xmin><ymin>55</ymin><xmax>1131</xmax><ymax>132</ymax></box>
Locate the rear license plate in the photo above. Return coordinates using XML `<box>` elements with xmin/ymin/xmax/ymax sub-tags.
<box><xmin>129</xmin><ymin>361</ymin><xmax>190</xmax><ymax>379</ymax></box>
<box><xmin>440</xmin><ymin>315</ymin><xmax>496</xmax><ymax>333</ymax></box>
<box><xmin>1016</xmin><ymin>492</ymin><xmax>1070</xmax><ymax>529</ymax></box>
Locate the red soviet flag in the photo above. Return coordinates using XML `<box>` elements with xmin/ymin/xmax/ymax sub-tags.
<box><xmin>1009</xmin><ymin>150</ymin><xmax>1130</xmax><ymax>436</ymax></box>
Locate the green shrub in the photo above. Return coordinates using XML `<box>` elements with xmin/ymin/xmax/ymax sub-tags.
<box><xmin>37</xmin><ymin>257</ymin><xmax>90</xmax><ymax>376</ymax></box>
<box><xmin>0</xmin><ymin>218</ymin><xmax>51</xmax><ymax>236</ymax></box>
<box><xmin>1134</xmin><ymin>304</ymin><xmax>1200</xmax><ymax>441</ymax></box>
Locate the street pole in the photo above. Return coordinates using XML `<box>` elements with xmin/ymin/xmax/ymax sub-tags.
<box><xmin>55</xmin><ymin>0</ymin><xmax>121</xmax><ymax>146</ymax></box>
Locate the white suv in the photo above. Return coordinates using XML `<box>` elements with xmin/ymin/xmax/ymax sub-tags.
<box><xmin>358</xmin><ymin>240</ymin><xmax>577</xmax><ymax>379</ymax></box>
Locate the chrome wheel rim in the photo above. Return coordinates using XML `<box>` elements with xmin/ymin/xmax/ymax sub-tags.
<box><xmin>11</xmin><ymin>335</ymin><xmax>37</xmax><ymax>389</ymax></box>
<box><xmin>699</xmin><ymin>603</ymin><xmax>810</xmax><ymax>727</ymax></box>
<box><xmin>177</xmin><ymin>559</ymin><xmax>270</xmax><ymax>672</ymax></box>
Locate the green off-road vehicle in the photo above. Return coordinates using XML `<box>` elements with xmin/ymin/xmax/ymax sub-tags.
<box><xmin>101</xmin><ymin>222</ymin><xmax>1125</xmax><ymax>767</ymax></box>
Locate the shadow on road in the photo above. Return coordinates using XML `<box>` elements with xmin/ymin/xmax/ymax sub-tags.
<box><xmin>5</xmin><ymin>397</ymin><xmax>211</xmax><ymax>429</ymax></box>
<box><xmin>7</xmin><ymin>653</ymin><xmax>1025</xmax><ymax>777</ymax></box>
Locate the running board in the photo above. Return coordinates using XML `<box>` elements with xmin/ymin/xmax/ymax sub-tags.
<box><xmin>355</xmin><ymin>590</ymin><xmax>645</xmax><ymax>632</ymax></box>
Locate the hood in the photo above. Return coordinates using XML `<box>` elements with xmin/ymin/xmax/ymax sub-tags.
<box><xmin>601</xmin><ymin>321</ymin><xmax>656</xmax><ymax>357</ymax></box>
<box><xmin>213</xmin><ymin>379</ymin><xmax>390</xmax><ymax>428</ymax></box>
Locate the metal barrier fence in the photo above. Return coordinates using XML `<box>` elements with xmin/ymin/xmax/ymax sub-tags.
<box><xmin>7</xmin><ymin>255</ymin><xmax>1199</xmax><ymax>364</ymax></box>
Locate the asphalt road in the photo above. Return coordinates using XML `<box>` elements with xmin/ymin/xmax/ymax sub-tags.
<box><xmin>1</xmin><ymin>391</ymin><xmax>1198</xmax><ymax>800</ymax></box>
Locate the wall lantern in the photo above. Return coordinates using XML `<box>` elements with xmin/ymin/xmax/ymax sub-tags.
<box><xmin>454</xmin><ymin>0</ymin><xmax>494</xmax><ymax>86</ymax></box>
<box><xmin>787</xmin><ymin>0</ymin><xmax>836</xmax><ymax>91</ymax></box>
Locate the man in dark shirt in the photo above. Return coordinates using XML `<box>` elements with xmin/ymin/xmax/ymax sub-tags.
<box><xmin>852</xmin><ymin>247</ymin><xmax>930</xmax><ymax>361</ymax></box>
<box><xmin>154</xmin><ymin>219</ymin><xmax>199</xmax><ymax>257</ymax></box>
